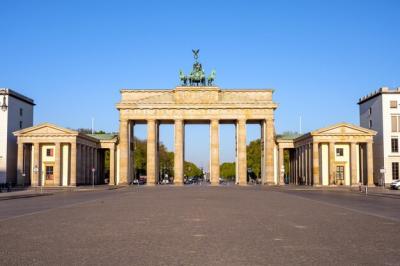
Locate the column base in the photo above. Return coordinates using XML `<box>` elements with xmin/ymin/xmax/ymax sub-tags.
<box><xmin>174</xmin><ymin>182</ymin><xmax>184</xmax><ymax>186</ymax></box>
<box><xmin>210</xmin><ymin>182</ymin><xmax>219</xmax><ymax>186</ymax></box>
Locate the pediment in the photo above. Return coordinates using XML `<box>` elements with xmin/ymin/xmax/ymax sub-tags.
<box><xmin>14</xmin><ymin>123</ymin><xmax>77</xmax><ymax>136</ymax></box>
<box><xmin>312</xmin><ymin>123</ymin><xmax>376</xmax><ymax>136</ymax></box>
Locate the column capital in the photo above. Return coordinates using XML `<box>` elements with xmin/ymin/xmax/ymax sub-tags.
<box><xmin>237</xmin><ymin>119</ymin><xmax>246</xmax><ymax>125</ymax></box>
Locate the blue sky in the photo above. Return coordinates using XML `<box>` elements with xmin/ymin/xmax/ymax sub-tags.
<box><xmin>1</xmin><ymin>0</ymin><xmax>400</xmax><ymax>168</ymax></box>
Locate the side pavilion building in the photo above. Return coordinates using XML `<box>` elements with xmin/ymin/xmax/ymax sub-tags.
<box><xmin>13</xmin><ymin>123</ymin><xmax>118</xmax><ymax>187</ymax></box>
<box><xmin>277</xmin><ymin>123</ymin><xmax>377</xmax><ymax>186</ymax></box>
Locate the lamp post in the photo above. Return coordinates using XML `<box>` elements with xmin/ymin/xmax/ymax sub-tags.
<box><xmin>0</xmin><ymin>90</ymin><xmax>8</xmax><ymax>112</ymax></box>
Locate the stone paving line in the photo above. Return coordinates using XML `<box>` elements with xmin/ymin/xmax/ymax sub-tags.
<box><xmin>1</xmin><ymin>184</ymin><xmax>399</xmax><ymax>200</ymax></box>
<box><xmin>0</xmin><ymin>185</ymin><xmax>123</xmax><ymax>200</ymax></box>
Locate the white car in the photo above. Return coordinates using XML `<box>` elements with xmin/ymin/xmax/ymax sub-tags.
<box><xmin>390</xmin><ymin>180</ymin><xmax>400</xmax><ymax>190</ymax></box>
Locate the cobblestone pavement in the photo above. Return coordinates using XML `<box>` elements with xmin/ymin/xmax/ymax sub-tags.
<box><xmin>0</xmin><ymin>186</ymin><xmax>399</xmax><ymax>265</ymax></box>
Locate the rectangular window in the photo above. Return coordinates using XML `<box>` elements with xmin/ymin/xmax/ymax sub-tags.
<box><xmin>336</xmin><ymin>148</ymin><xmax>344</xmax><ymax>157</ymax></box>
<box><xmin>392</xmin><ymin>138</ymin><xmax>399</xmax><ymax>153</ymax></box>
<box><xmin>369</xmin><ymin>120</ymin><xmax>372</xmax><ymax>129</ymax></box>
<box><xmin>368</xmin><ymin>107</ymin><xmax>372</xmax><ymax>115</ymax></box>
<box><xmin>336</xmin><ymin>166</ymin><xmax>345</xmax><ymax>180</ymax></box>
<box><xmin>392</xmin><ymin>162</ymin><xmax>399</xmax><ymax>180</ymax></box>
<box><xmin>46</xmin><ymin>148</ymin><xmax>54</xmax><ymax>157</ymax></box>
<box><xmin>392</xmin><ymin>116</ymin><xmax>398</xmax><ymax>132</ymax></box>
<box><xmin>45</xmin><ymin>166</ymin><xmax>54</xmax><ymax>180</ymax></box>
<box><xmin>19</xmin><ymin>121</ymin><xmax>22</xmax><ymax>129</ymax></box>
<box><xmin>390</xmin><ymin>101</ymin><xmax>398</xmax><ymax>108</ymax></box>
<box><xmin>19</xmin><ymin>108</ymin><xmax>23</xmax><ymax>116</ymax></box>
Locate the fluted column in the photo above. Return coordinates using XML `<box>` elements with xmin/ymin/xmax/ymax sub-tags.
<box><xmin>313</xmin><ymin>142</ymin><xmax>320</xmax><ymax>186</ymax></box>
<box><xmin>109</xmin><ymin>148</ymin><xmax>115</xmax><ymax>185</ymax></box>
<box><xmin>174</xmin><ymin>119</ymin><xmax>184</xmax><ymax>185</ymax></box>
<box><xmin>329</xmin><ymin>142</ymin><xmax>335</xmax><ymax>185</ymax></box>
<box><xmin>210</xmin><ymin>119</ymin><xmax>220</xmax><ymax>186</ymax></box>
<box><xmin>350</xmin><ymin>143</ymin><xmax>358</xmax><ymax>186</ymax></box>
<box><xmin>367</xmin><ymin>141</ymin><xmax>374</xmax><ymax>186</ymax></box>
<box><xmin>119</xmin><ymin>119</ymin><xmax>129</xmax><ymax>185</ymax></box>
<box><xmin>17</xmin><ymin>142</ymin><xmax>24</xmax><ymax>186</ymax></box>
<box><xmin>54</xmin><ymin>142</ymin><xmax>61</xmax><ymax>186</ymax></box>
<box><xmin>147</xmin><ymin>119</ymin><xmax>157</xmax><ymax>185</ymax></box>
<box><xmin>237</xmin><ymin>119</ymin><xmax>247</xmax><ymax>185</ymax></box>
<box><xmin>265</xmin><ymin>119</ymin><xmax>275</xmax><ymax>185</ymax></box>
<box><xmin>70</xmin><ymin>142</ymin><xmax>77</xmax><ymax>186</ymax></box>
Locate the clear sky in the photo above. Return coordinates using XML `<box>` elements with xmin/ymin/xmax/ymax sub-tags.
<box><xmin>1</xmin><ymin>0</ymin><xmax>400</xmax><ymax>169</ymax></box>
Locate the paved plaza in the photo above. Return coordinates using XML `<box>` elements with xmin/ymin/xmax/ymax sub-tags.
<box><xmin>0</xmin><ymin>186</ymin><xmax>400</xmax><ymax>265</ymax></box>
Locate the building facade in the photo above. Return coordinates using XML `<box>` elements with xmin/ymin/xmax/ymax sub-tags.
<box><xmin>358</xmin><ymin>87</ymin><xmax>400</xmax><ymax>185</ymax></box>
<box><xmin>0</xmin><ymin>88</ymin><xmax>34</xmax><ymax>185</ymax></box>
<box><xmin>13</xmin><ymin>123</ymin><xmax>118</xmax><ymax>187</ymax></box>
<box><xmin>277</xmin><ymin>123</ymin><xmax>376</xmax><ymax>186</ymax></box>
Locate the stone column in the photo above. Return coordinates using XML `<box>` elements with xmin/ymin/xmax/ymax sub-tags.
<box><xmin>17</xmin><ymin>142</ymin><xmax>24</xmax><ymax>186</ymax></box>
<box><xmin>174</xmin><ymin>119</ymin><xmax>184</xmax><ymax>185</ymax></box>
<box><xmin>70</xmin><ymin>142</ymin><xmax>77</xmax><ymax>186</ymax></box>
<box><xmin>350</xmin><ymin>143</ymin><xmax>358</xmax><ymax>186</ymax></box>
<box><xmin>54</xmin><ymin>142</ymin><xmax>61</xmax><ymax>186</ymax></box>
<box><xmin>88</xmin><ymin>147</ymin><xmax>92</xmax><ymax>177</ymax></box>
<box><xmin>329</xmin><ymin>142</ymin><xmax>335</xmax><ymax>185</ymax></box>
<box><xmin>119</xmin><ymin>119</ymin><xmax>129</xmax><ymax>185</ymax></box>
<box><xmin>81</xmin><ymin>145</ymin><xmax>89</xmax><ymax>185</ymax></box>
<box><xmin>94</xmin><ymin>148</ymin><xmax>98</xmax><ymax>184</ymax></box>
<box><xmin>32</xmin><ymin>142</ymin><xmax>40</xmax><ymax>186</ymax></box>
<box><xmin>109</xmin><ymin>148</ymin><xmax>115</xmax><ymax>185</ymax></box>
<box><xmin>308</xmin><ymin>144</ymin><xmax>312</xmax><ymax>185</ymax></box>
<box><xmin>147</xmin><ymin>119</ymin><xmax>157</xmax><ymax>185</ymax></box>
<box><xmin>237</xmin><ymin>119</ymin><xmax>247</xmax><ymax>185</ymax></box>
<box><xmin>278</xmin><ymin>147</ymin><xmax>284</xmax><ymax>185</ymax></box>
<box><xmin>76</xmin><ymin>144</ymin><xmax>80</xmax><ymax>184</ymax></box>
<box><xmin>367</xmin><ymin>141</ymin><xmax>374</xmax><ymax>186</ymax></box>
<box><xmin>265</xmin><ymin>119</ymin><xmax>275</xmax><ymax>185</ymax></box>
<box><xmin>295</xmin><ymin>149</ymin><xmax>298</xmax><ymax>184</ymax></box>
<box><xmin>313</xmin><ymin>142</ymin><xmax>320</xmax><ymax>186</ymax></box>
<box><xmin>304</xmin><ymin>145</ymin><xmax>308</xmax><ymax>185</ymax></box>
<box><xmin>210</xmin><ymin>119</ymin><xmax>220</xmax><ymax>186</ymax></box>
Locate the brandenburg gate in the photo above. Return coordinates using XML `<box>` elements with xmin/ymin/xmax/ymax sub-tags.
<box><xmin>116</xmin><ymin>51</ymin><xmax>278</xmax><ymax>186</ymax></box>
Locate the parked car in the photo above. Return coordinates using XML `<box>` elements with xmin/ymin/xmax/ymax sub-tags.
<box><xmin>132</xmin><ymin>176</ymin><xmax>146</xmax><ymax>185</ymax></box>
<box><xmin>390</xmin><ymin>179</ymin><xmax>400</xmax><ymax>190</ymax></box>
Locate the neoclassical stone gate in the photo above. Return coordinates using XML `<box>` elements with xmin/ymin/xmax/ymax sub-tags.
<box><xmin>117</xmin><ymin>86</ymin><xmax>277</xmax><ymax>186</ymax></box>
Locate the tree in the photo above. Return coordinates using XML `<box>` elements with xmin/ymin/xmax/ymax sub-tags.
<box><xmin>184</xmin><ymin>161</ymin><xmax>202</xmax><ymax>177</ymax></box>
<box><xmin>247</xmin><ymin>139</ymin><xmax>261</xmax><ymax>178</ymax></box>
<box><xmin>220</xmin><ymin>162</ymin><xmax>235</xmax><ymax>180</ymax></box>
<box><xmin>131</xmin><ymin>137</ymin><xmax>202</xmax><ymax>179</ymax></box>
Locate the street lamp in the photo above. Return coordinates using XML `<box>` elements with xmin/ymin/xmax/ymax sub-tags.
<box><xmin>0</xmin><ymin>90</ymin><xmax>7</xmax><ymax>112</ymax></box>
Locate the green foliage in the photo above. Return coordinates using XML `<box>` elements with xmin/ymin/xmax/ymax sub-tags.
<box><xmin>220</xmin><ymin>162</ymin><xmax>235</xmax><ymax>180</ymax></box>
<box><xmin>276</xmin><ymin>131</ymin><xmax>301</xmax><ymax>139</ymax></box>
<box><xmin>284</xmin><ymin>149</ymin><xmax>290</xmax><ymax>175</ymax></box>
<box><xmin>77</xmin><ymin>128</ymin><xmax>107</xmax><ymax>134</ymax></box>
<box><xmin>159</xmin><ymin>143</ymin><xmax>174</xmax><ymax>177</ymax></box>
<box><xmin>184</xmin><ymin>161</ymin><xmax>202</xmax><ymax>177</ymax></box>
<box><xmin>132</xmin><ymin>137</ymin><xmax>201</xmax><ymax>178</ymax></box>
<box><xmin>247</xmin><ymin>139</ymin><xmax>261</xmax><ymax>178</ymax></box>
<box><xmin>133</xmin><ymin>138</ymin><xmax>147</xmax><ymax>176</ymax></box>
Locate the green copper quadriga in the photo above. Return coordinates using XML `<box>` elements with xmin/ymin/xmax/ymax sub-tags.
<box><xmin>179</xmin><ymin>49</ymin><xmax>216</xmax><ymax>87</ymax></box>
